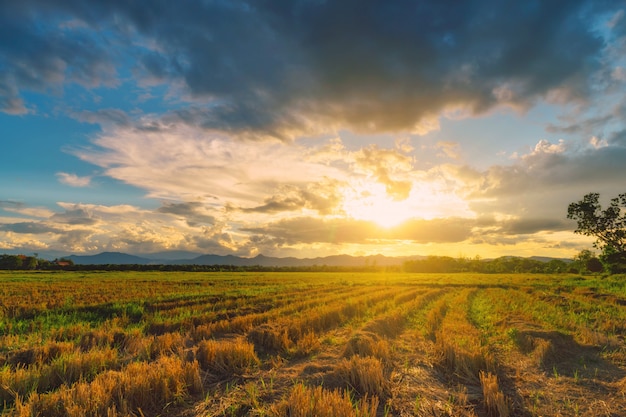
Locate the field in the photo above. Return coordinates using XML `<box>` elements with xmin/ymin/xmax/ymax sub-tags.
<box><xmin>1</xmin><ymin>271</ymin><xmax>626</xmax><ymax>416</ymax></box>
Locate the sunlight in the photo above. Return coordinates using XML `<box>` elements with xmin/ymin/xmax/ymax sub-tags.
<box><xmin>342</xmin><ymin>182</ymin><xmax>422</xmax><ymax>228</ymax></box>
<box><xmin>342</xmin><ymin>180</ymin><xmax>475</xmax><ymax>229</ymax></box>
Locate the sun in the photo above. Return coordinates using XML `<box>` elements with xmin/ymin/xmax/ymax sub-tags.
<box><xmin>341</xmin><ymin>180</ymin><xmax>475</xmax><ymax>229</ymax></box>
<box><xmin>342</xmin><ymin>182</ymin><xmax>418</xmax><ymax>228</ymax></box>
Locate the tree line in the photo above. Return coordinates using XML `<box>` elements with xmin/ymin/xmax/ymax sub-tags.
<box><xmin>0</xmin><ymin>253</ymin><xmax>585</xmax><ymax>274</ymax></box>
<box><xmin>0</xmin><ymin>254</ymin><xmax>74</xmax><ymax>270</ymax></box>
<box><xmin>402</xmin><ymin>255</ymin><xmax>575</xmax><ymax>274</ymax></box>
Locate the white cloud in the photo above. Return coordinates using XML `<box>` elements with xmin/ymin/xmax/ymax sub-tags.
<box><xmin>528</xmin><ymin>139</ymin><xmax>567</xmax><ymax>156</ymax></box>
<box><xmin>436</xmin><ymin>141</ymin><xmax>462</xmax><ymax>160</ymax></box>
<box><xmin>589</xmin><ymin>136</ymin><xmax>609</xmax><ymax>149</ymax></box>
<box><xmin>452</xmin><ymin>138</ymin><xmax>626</xmax><ymax>226</ymax></box>
<box><xmin>1</xmin><ymin>205</ymin><xmax>55</xmax><ymax>219</ymax></box>
<box><xmin>74</xmin><ymin>122</ymin><xmax>348</xmax><ymax>207</ymax></box>
<box><xmin>56</xmin><ymin>172</ymin><xmax>92</xmax><ymax>187</ymax></box>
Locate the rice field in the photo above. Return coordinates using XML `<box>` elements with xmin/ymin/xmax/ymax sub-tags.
<box><xmin>1</xmin><ymin>271</ymin><xmax>626</xmax><ymax>416</ymax></box>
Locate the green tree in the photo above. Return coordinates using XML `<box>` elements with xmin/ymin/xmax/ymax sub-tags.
<box><xmin>567</xmin><ymin>193</ymin><xmax>626</xmax><ymax>273</ymax></box>
<box><xmin>545</xmin><ymin>259</ymin><xmax>568</xmax><ymax>273</ymax></box>
<box><xmin>0</xmin><ymin>255</ymin><xmax>22</xmax><ymax>269</ymax></box>
<box><xmin>573</xmin><ymin>249</ymin><xmax>594</xmax><ymax>274</ymax></box>
<box><xmin>25</xmin><ymin>256</ymin><xmax>38</xmax><ymax>270</ymax></box>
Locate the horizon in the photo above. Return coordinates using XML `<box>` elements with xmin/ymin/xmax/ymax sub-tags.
<box><xmin>3</xmin><ymin>1</ymin><xmax>626</xmax><ymax>259</ymax></box>
<box><xmin>0</xmin><ymin>249</ymin><xmax>574</xmax><ymax>264</ymax></box>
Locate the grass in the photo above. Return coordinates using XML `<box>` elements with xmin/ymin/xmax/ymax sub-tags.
<box><xmin>1</xmin><ymin>271</ymin><xmax>625</xmax><ymax>416</ymax></box>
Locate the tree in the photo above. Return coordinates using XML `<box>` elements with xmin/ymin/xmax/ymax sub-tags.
<box><xmin>586</xmin><ymin>256</ymin><xmax>604</xmax><ymax>273</ymax></box>
<box><xmin>573</xmin><ymin>249</ymin><xmax>594</xmax><ymax>274</ymax></box>
<box><xmin>25</xmin><ymin>256</ymin><xmax>38</xmax><ymax>270</ymax></box>
<box><xmin>545</xmin><ymin>259</ymin><xmax>568</xmax><ymax>273</ymax></box>
<box><xmin>567</xmin><ymin>192</ymin><xmax>626</xmax><ymax>273</ymax></box>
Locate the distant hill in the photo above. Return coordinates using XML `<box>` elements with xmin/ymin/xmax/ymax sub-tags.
<box><xmin>65</xmin><ymin>252</ymin><xmax>424</xmax><ymax>266</ymax></box>
<box><xmin>140</xmin><ymin>251</ymin><xmax>203</xmax><ymax>261</ymax></box>
<box><xmin>182</xmin><ymin>253</ymin><xmax>422</xmax><ymax>267</ymax></box>
<box><xmin>63</xmin><ymin>251</ymin><xmax>573</xmax><ymax>267</ymax></box>
<box><xmin>529</xmin><ymin>256</ymin><xmax>573</xmax><ymax>263</ymax></box>
<box><xmin>66</xmin><ymin>252</ymin><xmax>154</xmax><ymax>265</ymax></box>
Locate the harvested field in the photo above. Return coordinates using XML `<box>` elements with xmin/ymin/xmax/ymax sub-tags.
<box><xmin>1</xmin><ymin>271</ymin><xmax>626</xmax><ymax>416</ymax></box>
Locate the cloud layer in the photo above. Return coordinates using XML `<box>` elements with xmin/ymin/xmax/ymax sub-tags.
<box><xmin>1</xmin><ymin>130</ymin><xmax>616</xmax><ymax>257</ymax></box>
<box><xmin>2</xmin><ymin>1</ymin><xmax>624</xmax><ymax>138</ymax></box>
<box><xmin>1</xmin><ymin>1</ymin><xmax>625</xmax><ymax>258</ymax></box>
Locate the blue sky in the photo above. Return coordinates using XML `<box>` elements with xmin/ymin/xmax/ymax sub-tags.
<box><xmin>2</xmin><ymin>0</ymin><xmax>626</xmax><ymax>259</ymax></box>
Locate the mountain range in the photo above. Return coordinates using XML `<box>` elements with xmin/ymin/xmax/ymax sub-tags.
<box><xmin>64</xmin><ymin>251</ymin><xmax>422</xmax><ymax>267</ymax></box>
<box><xmin>62</xmin><ymin>252</ymin><xmax>570</xmax><ymax>267</ymax></box>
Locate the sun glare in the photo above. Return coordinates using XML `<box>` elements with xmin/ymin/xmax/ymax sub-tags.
<box><xmin>342</xmin><ymin>182</ymin><xmax>421</xmax><ymax>228</ymax></box>
<box><xmin>342</xmin><ymin>181</ymin><xmax>474</xmax><ymax>229</ymax></box>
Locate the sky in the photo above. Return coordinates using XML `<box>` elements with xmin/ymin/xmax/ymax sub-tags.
<box><xmin>2</xmin><ymin>0</ymin><xmax>626</xmax><ymax>260</ymax></box>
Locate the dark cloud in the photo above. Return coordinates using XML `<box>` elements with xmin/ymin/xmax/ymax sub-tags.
<box><xmin>0</xmin><ymin>82</ymin><xmax>28</xmax><ymax>115</ymax></box>
<box><xmin>469</xmin><ymin>234</ymin><xmax>523</xmax><ymax>247</ymax></box>
<box><xmin>241</xmin><ymin>197</ymin><xmax>308</xmax><ymax>214</ymax></box>
<box><xmin>239</xmin><ymin>183</ymin><xmax>343</xmax><ymax>215</ymax></box>
<box><xmin>0</xmin><ymin>222</ymin><xmax>62</xmax><ymax>234</ymax></box>
<box><xmin>157</xmin><ymin>202</ymin><xmax>215</xmax><ymax>227</ymax></box>
<box><xmin>50</xmin><ymin>208</ymin><xmax>98</xmax><ymax>225</ymax></box>
<box><xmin>609</xmin><ymin>129</ymin><xmax>626</xmax><ymax>145</ymax></box>
<box><xmin>547</xmin><ymin>240</ymin><xmax>586</xmax><ymax>250</ymax></box>
<box><xmin>498</xmin><ymin>218</ymin><xmax>571</xmax><ymax>235</ymax></box>
<box><xmin>243</xmin><ymin>216</ymin><xmax>475</xmax><ymax>245</ymax></box>
<box><xmin>447</xmin><ymin>141</ymin><xmax>626</xmax><ymax>232</ymax></box>
<box><xmin>192</xmin><ymin>234</ymin><xmax>237</xmax><ymax>255</ymax></box>
<box><xmin>463</xmin><ymin>143</ymin><xmax>626</xmax><ymax>201</ymax></box>
<box><xmin>1</xmin><ymin>0</ymin><xmax>620</xmax><ymax>139</ymax></box>
<box><xmin>56</xmin><ymin>229</ymin><xmax>93</xmax><ymax>248</ymax></box>
<box><xmin>0</xmin><ymin>200</ymin><xmax>25</xmax><ymax>209</ymax></box>
<box><xmin>0</xmin><ymin>3</ymin><xmax>118</xmax><ymax>114</ymax></box>
<box><xmin>243</xmin><ymin>217</ymin><xmax>381</xmax><ymax>245</ymax></box>
<box><xmin>546</xmin><ymin>114</ymin><xmax>614</xmax><ymax>135</ymax></box>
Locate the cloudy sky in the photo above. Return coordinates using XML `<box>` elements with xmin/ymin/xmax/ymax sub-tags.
<box><xmin>2</xmin><ymin>0</ymin><xmax>626</xmax><ymax>259</ymax></box>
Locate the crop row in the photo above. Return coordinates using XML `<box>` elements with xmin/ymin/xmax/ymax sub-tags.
<box><xmin>0</xmin><ymin>271</ymin><xmax>625</xmax><ymax>416</ymax></box>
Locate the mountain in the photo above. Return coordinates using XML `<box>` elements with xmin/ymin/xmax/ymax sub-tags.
<box><xmin>66</xmin><ymin>252</ymin><xmax>154</xmax><ymax>265</ymax></box>
<box><xmin>140</xmin><ymin>251</ymin><xmax>203</xmax><ymax>260</ymax></box>
<box><xmin>64</xmin><ymin>252</ymin><xmax>424</xmax><ymax>267</ymax></box>
<box><xmin>63</xmin><ymin>252</ymin><xmax>572</xmax><ymax>267</ymax></box>
<box><xmin>174</xmin><ymin>254</ymin><xmax>251</xmax><ymax>266</ymax></box>
<box><xmin>184</xmin><ymin>253</ymin><xmax>424</xmax><ymax>267</ymax></box>
<box><xmin>529</xmin><ymin>256</ymin><xmax>573</xmax><ymax>263</ymax></box>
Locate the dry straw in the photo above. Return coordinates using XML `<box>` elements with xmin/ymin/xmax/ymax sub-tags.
<box><xmin>479</xmin><ymin>371</ymin><xmax>510</xmax><ymax>417</ymax></box>
<box><xmin>274</xmin><ymin>384</ymin><xmax>379</xmax><ymax>417</ymax></box>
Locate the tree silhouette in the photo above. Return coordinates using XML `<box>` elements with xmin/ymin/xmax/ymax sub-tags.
<box><xmin>567</xmin><ymin>192</ymin><xmax>626</xmax><ymax>273</ymax></box>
